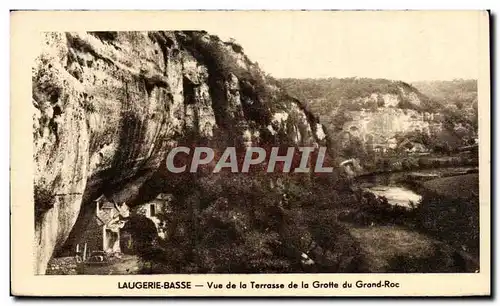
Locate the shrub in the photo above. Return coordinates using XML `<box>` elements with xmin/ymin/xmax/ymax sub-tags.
<box><xmin>337</xmin><ymin>189</ymin><xmax>418</xmax><ymax>227</ymax></box>
<box><xmin>305</xmin><ymin>211</ymin><xmax>369</xmax><ymax>272</ymax></box>
<box><xmin>89</xmin><ymin>31</ymin><xmax>118</xmax><ymax>42</ymax></box>
<box><xmin>224</xmin><ymin>40</ymin><xmax>244</xmax><ymax>54</ymax></box>
<box><xmin>417</xmin><ymin>191</ymin><xmax>479</xmax><ymax>257</ymax></box>
<box><xmin>34</xmin><ymin>183</ymin><xmax>55</xmax><ymax>221</ymax></box>
<box><xmin>386</xmin><ymin>241</ymin><xmax>477</xmax><ymax>273</ymax></box>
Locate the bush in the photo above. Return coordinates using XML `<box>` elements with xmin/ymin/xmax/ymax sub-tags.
<box><xmin>34</xmin><ymin>183</ymin><xmax>55</xmax><ymax>221</ymax></box>
<box><xmin>224</xmin><ymin>40</ymin><xmax>244</xmax><ymax>53</ymax></box>
<box><xmin>303</xmin><ymin>210</ymin><xmax>369</xmax><ymax>272</ymax></box>
<box><xmin>194</xmin><ymin>198</ymin><xmax>277</xmax><ymax>273</ymax></box>
<box><xmin>89</xmin><ymin>31</ymin><xmax>118</xmax><ymax>42</ymax></box>
<box><xmin>417</xmin><ymin>191</ymin><xmax>479</xmax><ymax>257</ymax></box>
<box><xmin>337</xmin><ymin>189</ymin><xmax>418</xmax><ymax>227</ymax></box>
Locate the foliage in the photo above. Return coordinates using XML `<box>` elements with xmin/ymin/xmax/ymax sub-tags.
<box><xmin>34</xmin><ymin>183</ymin><xmax>55</xmax><ymax>220</ymax></box>
<box><xmin>337</xmin><ymin>189</ymin><xmax>418</xmax><ymax>227</ymax></box>
<box><xmin>132</xmin><ymin>169</ymin><xmax>370</xmax><ymax>273</ymax></box>
<box><xmin>417</xmin><ymin>174</ymin><xmax>479</xmax><ymax>256</ymax></box>
<box><xmin>386</xmin><ymin>246</ymin><xmax>476</xmax><ymax>273</ymax></box>
<box><xmin>224</xmin><ymin>39</ymin><xmax>244</xmax><ymax>54</ymax></box>
<box><xmin>413</xmin><ymin>79</ymin><xmax>478</xmax><ymax>130</ymax></box>
<box><xmin>279</xmin><ymin>77</ymin><xmax>432</xmax><ymax>114</ymax></box>
<box><xmin>123</xmin><ymin>214</ymin><xmax>159</xmax><ymax>252</ymax></box>
<box><xmin>89</xmin><ymin>31</ymin><xmax>118</xmax><ymax>42</ymax></box>
<box><xmin>305</xmin><ymin>212</ymin><xmax>369</xmax><ymax>272</ymax></box>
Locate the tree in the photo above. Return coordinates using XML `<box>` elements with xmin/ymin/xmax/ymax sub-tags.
<box><xmin>123</xmin><ymin>215</ymin><xmax>159</xmax><ymax>253</ymax></box>
<box><xmin>377</xmin><ymin>95</ymin><xmax>385</xmax><ymax>107</ymax></box>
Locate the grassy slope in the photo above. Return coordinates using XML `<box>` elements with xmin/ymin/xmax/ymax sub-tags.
<box><xmin>348</xmin><ymin>225</ymin><xmax>439</xmax><ymax>272</ymax></box>
<box><xmin>422</xmin><ymin>173</ymin><xmax>479</xmax><ymax>200</ymax></box>
<box><xmin>417</xmin><ymin>174</ymin><xmax>480</xmax><ymax>265</ymax></box>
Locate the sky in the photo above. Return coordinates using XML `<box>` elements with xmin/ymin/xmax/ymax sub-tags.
<box><xmin>198</xmin><ymin>11</ymin><xmax>485</xmax><ymax>82</ymax></box>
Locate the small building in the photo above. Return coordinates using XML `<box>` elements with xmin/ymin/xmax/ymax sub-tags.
<box><xmin>387</xmin><ymin>137</ymin><xmax>398</xmax><ymax>150</ymax></box>
<box><xmin>339</xmin><ymin>158</ymin><xmax>362</xmax><ymax>178</ymax></box>
<box><xmin>76</xmin><ymin>195</ymin><xmax>130</xmax><ymax>256</ymax></box>
<box><xmin>397</xmin><ymin>138</ymin><xmax>413</xmax><ymax>151</ymax></box>
<box><xmin>134</xmin><ymin>193</ymin><xmax>173</xmax><ymax>239</ymax></box>
<box><xmin>372</xmin><ymin>144</ymin><xmax>387</xmax><ymax>154</ymax></box>
<box><xmin>409</xmin><ymin>142</ymin><xmax>428</xmax><ymax>154</ymax></box>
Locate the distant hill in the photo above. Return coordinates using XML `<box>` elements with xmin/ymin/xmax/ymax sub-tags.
<box><xmin>280</xmin><ymin>77</ymin><xmax>437</xmax><ymax>114</ymax></box>
<box><xmin>278</xmin><ymin>77</ymin><xmax>478</xmax><ymax>163</ymax></box>
<box><xmin>412</xmin><ymin>79</ymin><xmax>477</xmax><ymax>105</ymax></box>
<box><xmin>412</xmin><ymin>79</ymin><xmax>478</xmax><ymax>129</ymax></box>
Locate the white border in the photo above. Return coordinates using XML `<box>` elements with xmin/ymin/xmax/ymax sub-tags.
<box><xmin>3</xmin><ymin>1</ymin><xmax>498</xmax><ymax>305</ymax></box>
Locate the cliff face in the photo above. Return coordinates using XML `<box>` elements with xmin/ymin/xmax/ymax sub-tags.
<box><xmin>336</xmin><ymin>92</ymin><xmax>444</xmax><ymax>147</ymax></box>
<box><xmin>33</xmin><ymin>31</ymin><xmax>326</xmax><ymax>274</ymax></box>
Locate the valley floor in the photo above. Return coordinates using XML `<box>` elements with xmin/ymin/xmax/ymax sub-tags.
<box><xmin>348</xmin><ymin>225</ymin><xmax>437</xmax><ymax>273</ymax></box>
<box><xmin>48</xmin><ymin>223</ymin><xmax>476</xmax><ymax>275</ymax></box>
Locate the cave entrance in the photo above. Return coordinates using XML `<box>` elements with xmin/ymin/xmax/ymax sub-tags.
<box><xmin>183</xmin><ymin>76</ymin><xmax>197</xmax><ymax>105</ymax></box>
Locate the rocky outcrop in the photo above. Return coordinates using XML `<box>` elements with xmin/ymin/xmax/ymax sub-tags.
<box><xmin>338</xmin><ymin>99</ymin><xmax>444</xmax><ymax>148</ymax></box>
<box><xmin>33</xmin><ymin>31</ymin><xmax>327</xmax><ymax>274</ymax></box>
<box><xmin>326</xmin><ymin>84</ymin><xmax>443</xmax><ymax>150</ymax></box>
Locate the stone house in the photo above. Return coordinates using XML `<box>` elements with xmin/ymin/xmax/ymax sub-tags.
<box><xmin>134</xmin><ymin>193</ymin><xmax>173</xmax><ymax>239</ymax></box>
<box><xmin>409</xmin><ymin>142</ymin><xmax>428</xmax><ymax>154</ymax></box>
<box><xmin>387</xmin><ymin>137</ymin><xmax>398</xmax><ymax>150</ymax></box>
<box><xmin>397</xmin><ymin>138</ymin><xmax>413</xmax><ymax>152</ymax></box>
<box><xmin>372</xmin><ymin>144</ymin><xmax>388</xmax><ymax>154</ymax></box>
<box><xmin>76</xmin><ymin>195</ymin><xmax>130</xmax><ymax>256</ymax></box>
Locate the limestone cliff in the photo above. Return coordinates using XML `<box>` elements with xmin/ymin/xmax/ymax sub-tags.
<box><xmin>33</xmin><ymin>31</ymin><xmax>327</xmax><ymax>274</ymax></box>
<box><xmin>334</xmin><ymin>93</ymin><xmax>444</xmax><ymax>148</ymax></box>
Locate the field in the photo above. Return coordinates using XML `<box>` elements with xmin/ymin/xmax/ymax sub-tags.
<box><xmin>421</xmin><ymin>173</ymin><xmax>479</xmax><ymax>200</ymax></box>
<box><xmin>348</xmin><ymin>225</ymin><xmax>462</xmax><ymax>273</ymax></box>
<box><xmin>337</xmin><ymin>173</ymin><xmax>480</xmax><ymax>273</ymax></box>
<box><xmin>417</xmin><ymin>174</ymin><xmax>480</xmax><ymax>263</ymax></box>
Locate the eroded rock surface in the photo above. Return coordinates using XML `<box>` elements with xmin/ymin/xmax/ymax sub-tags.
<box><xmin>33</xmin><ymin>31</ymin><xmax>327</xmax><ymax>274</ymax></box>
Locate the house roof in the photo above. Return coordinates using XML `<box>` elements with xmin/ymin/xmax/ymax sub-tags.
<box><xmin>101</xmin><ymin>202</ymin><xmax>116</xmax><ymax>209</ymax></box>
<box><xmin>398</xmin><ymin>138</ymin><xmax>412</xmax><ymax>148</ymax></box>
<box><xmin>412</xmin><ymin>142</ymin><xmax>426</xmax><ymax>148</ymax></box>
<box><xmin>97</xmin><ymin>206</ymin><xmax>121</xmax><ymax>225</ymax></box>
<box><xmin>94</xmin><ymin>194</ymin><xmax>109</xmax><ymax>202</ymax></box>
<box><xmin>156</xmin><ymin>193</ymin><xmax>172</xmax><ymax>200</ymax></box>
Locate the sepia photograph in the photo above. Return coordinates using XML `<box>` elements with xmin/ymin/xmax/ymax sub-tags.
<box><xmin>11</xmin><ymin>10</ymin><xmax>491</xmax><ymax>296</ymax></box>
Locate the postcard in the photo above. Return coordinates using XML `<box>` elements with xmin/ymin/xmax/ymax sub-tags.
<box><xmin>10</xmin><ymin>10</ymin><xmax>490</xmax><ymax>297</ymax></box>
